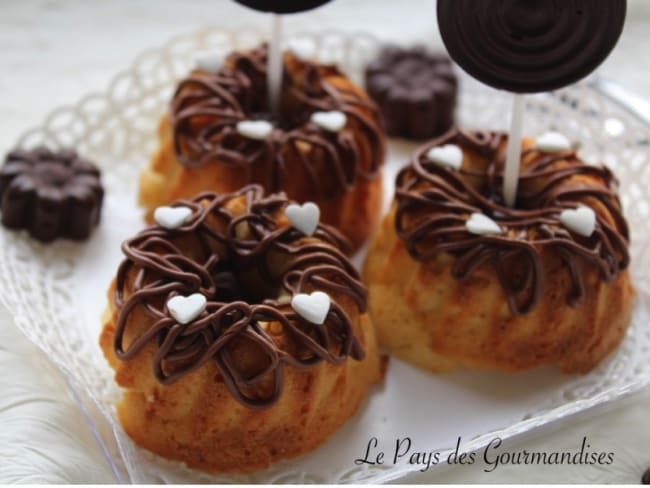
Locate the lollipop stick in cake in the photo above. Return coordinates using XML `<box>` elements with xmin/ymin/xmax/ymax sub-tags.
<box><xmin>503</xmin><ymin>94</ymin><xmax>525</xmax><ymax>207</ymax></box>
<box><xmin>233</xmin><ymin>0</ymin><xmax>335</xmax><ymax>114</ymax></box>
<box><xmin>267</xmin><ymin>13</ymin><xmax>283</xmax><ymax>113</ymax></box>
<box><xmin>437</xmin><ymin>0</ymin><xmax>627</xmax><ymax>207</ymax></box>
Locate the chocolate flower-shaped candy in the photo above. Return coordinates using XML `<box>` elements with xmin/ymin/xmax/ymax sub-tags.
<box><xmin>365</xmin><ymin>45</ymin><xmax>458</xmax><ymax>140</ymax></box>
<box><xmin>0</xmin><ymin>147</ymin><xmax>104</xmax><ymax>242</ymax></box>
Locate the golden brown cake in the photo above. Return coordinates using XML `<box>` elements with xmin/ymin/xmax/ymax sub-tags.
<box><xmin>364</xmin><ymin>128</ymin><xmax>633</xmax><ymax>374</ymax></box>
<box><xmin>139</xmin><ymin>44</ymin><xmax>386</xmax><ymax>252</ymax></box>
<box><xmin>100</xmin><ymin>185</ymin><xmax>383</xmax><ymax>473</ymax></box>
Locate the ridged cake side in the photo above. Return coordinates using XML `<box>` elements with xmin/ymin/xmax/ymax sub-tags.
<box><xmin>100</xmin><ymin>288</ymin><xmax>381</xmax><ymax>473</ymax></box>
<box><xmin>364</xmin><ymin>202</ymin><xmax>633</xmax><ymax>373</ymax></box>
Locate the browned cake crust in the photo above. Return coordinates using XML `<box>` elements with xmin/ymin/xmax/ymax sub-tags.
<box><xmin>100</xmin><ymin>186</ymin><xmax>382</xmax><ymax>473</ymax></box>
<box><xmin>364</xmin><ymin>129</ymin><xmax>634</xmax><ymax>374</ymax></box>
<box><xmin>139</xmin><ymin>44</ymin><xmax>385</xmax><ymax>251</ymax></box>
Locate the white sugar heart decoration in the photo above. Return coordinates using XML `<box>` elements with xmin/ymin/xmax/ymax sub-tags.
<box><xmin>167</xmin><ymin>293</ymin><xmax>207</xmax><ymax>325</ymax></box>
<box><xmin>287</xmin><ymin>38</ymin><xmax>316</xmax><ymax>61</ymax></box>
<box><xmin>560</xmin><ymin>206</ymin><xmax>596</xmax><ymax>237</ymax></box>
<box><xmin>236</xmin><ymin>120</ymin><xmax>274</xmax><ymax>140</ymax></box>
<box><xmin>194</xmin><ymin>51</ymin><xmax>224</xmax><ymax>73</ymax></box>
<box><xmin>291</xmin><ymin>291</ymin><xmax>331</xmax><ymax>325</ymax></box>
<box><xmin>311</xmin><ymin>111</ymin><xmax>347</xmax><ymax>132</ymax></box>
<box><xmin>426</xmin><ymin>144</ymin><xmax>463</xmax><ymax>170</ymax></box>
<box><xmin>154</xmin><ymin>206</ymin><xmax>192</xmax><ymax>230</ymax></box>
<box><xmin>535</xmin><ymin>131</ymin><xmax>572</xmax><ymax>152</ymax></box>
<box><xmin>466</xmin><ymin>212</ymin><xmax>502</xmax><ymax>236</ymax></box>
<box><xmin>286</xmin><ymin>202</ymin><xmax>320</xmax><ymax>236</ymax></box>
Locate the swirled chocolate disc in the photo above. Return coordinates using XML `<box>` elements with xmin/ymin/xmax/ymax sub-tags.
<box><xmin>437</xmin><ymin>0</ymin><xmax>626</xmax><ymax>93</ymax></box>
<box><xmin>233</xmin><ymin>0</ymin><xmax>333</xmax><ymax>14</ymax></box>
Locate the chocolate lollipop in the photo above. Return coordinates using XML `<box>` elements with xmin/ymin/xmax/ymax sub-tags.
<box><xmin>437</xmin><ymin>0</ymin><xmax>627</xmax><ymax>93</ymax></box>
<box><xmin>437</xmin><ymin>0</ymin><xmax>626</xmax><ymax>207</ymax></box>
<box><xmin>233</xmin><ymin>0</ymin><xmax>333</xmax><ymax>14</ymax></box>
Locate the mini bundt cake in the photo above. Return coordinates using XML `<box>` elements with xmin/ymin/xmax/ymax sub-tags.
<box><xmin>100</xmin><ymin>185</ymin><xmax>382</xmax><ymax>473</ymax></box>
<box><xmin>364</xmin><ymin>128</ymin><xmax>633</xmax><ymax>374</ymax></box>
<box><xmin>140</xmin><ymin>44</ymin><xmax>386</xmax><ymax>251</ymax></box>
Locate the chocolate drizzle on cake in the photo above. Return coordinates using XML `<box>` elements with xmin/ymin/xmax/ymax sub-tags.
<box><xmin>113</xmin><ymin>185</ymin><xmax>367</xmax><ymax>407</ymax></box>
<box><xmin>171</xmin><ymin>44</ymin><xmax>384</xmax><ymax>199</ymax></box>
<box><xmin>395</xmin><ymin>129</ymin><xmax>630</xmax><ymax>315</ymax></box>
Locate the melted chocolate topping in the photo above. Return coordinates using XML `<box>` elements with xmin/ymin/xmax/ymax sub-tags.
<box><xmin>171</xmin><ymin>44</ymin><xmax>385</xmax><ymax>199</ymax></box>
<box><xmin>395</xmin><ymin>129</ymin><xmax>630</xmax><ymax>315</ymax></box>
<box><xmin>113</xmin><ymin>185</ymin><xmax>367</xmax><ymax>408</ymax></box>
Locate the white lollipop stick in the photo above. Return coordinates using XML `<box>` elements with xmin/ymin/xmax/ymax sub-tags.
<box><xmin>267</xmin><ymin>13</ymin><xmax>283</xmax><ymax>114</ymax></box>
<box><xmin>503</xmin><ymin>94</ymin><xmax>525</xmax><ymax>208</ymax></box>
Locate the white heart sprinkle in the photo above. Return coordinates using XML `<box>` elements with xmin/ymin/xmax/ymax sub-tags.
<box><xmin>194</xmin><ymin>51</ymin><xmax>224</xmax><ymax>73</ymax></box>
<box><xmin>535</xmin><ymin>131</ymin><xmax>572</xmax><ymax>152</ymax></box>
<box><xmin>560</xmin><ymin>206</ymin><xmax>596</xmax><ymax>237</ymax></box>
<box><xmin>154</xmin><ymin>206</ymin><xmax>192</xmax><ymax>230</ymax></box>
<box><xmin>287</xmin><ymin>38</ymin><xmax>316</xmax><ymax>61</ymax></box>
<box><xmin>466</xmin><ymin>212</ymin><xmax>502</xmax><ymax>235</ymax></box>
<box><xmin>426</xmin><ymin>144</ymin><xmax>463</xmax><ymax>170</ymax></box>
<box><xmin>286</xmin><ymin>202</ymin><xmax>320</xmax><ymax>236</ymax></box>
<box><xmin>311</xmin><ymin>111</ymin><xmax>347</xmax><ymax>132</ymax></box>
<box><xmin>291</xmin><ymin>291</ymin><xmax>331</xmax><ymax>325</ymax></box>
<box><xmin>167</xmin><ymin>293</ymin><xmax>207</xmax><ymax>325</ymax></box>
<box><xmin>236</xmin><ymin>120</ymin><xmax>274</xmax><ymax>140</ymax></box>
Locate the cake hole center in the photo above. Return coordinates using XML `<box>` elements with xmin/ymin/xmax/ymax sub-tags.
<box><xmin>244</xmin><ymin>67</ymin><xmax>324</xmax><ymax>131</ymax></box>
<box><xmin>212</xmin><ymin>258</ymin><xmax>281</xmax><ymax>305</ymax></box>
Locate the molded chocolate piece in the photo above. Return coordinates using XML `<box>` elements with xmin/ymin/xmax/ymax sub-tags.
<box><xmin>365</xmin><ymin>45</ymin><xmax>457</xmax><ymax>140</ymax></box>
<box><xmin>0</xmin><ymin>147</ymin><xmax>104</xmax><ymax>242</ymax></box>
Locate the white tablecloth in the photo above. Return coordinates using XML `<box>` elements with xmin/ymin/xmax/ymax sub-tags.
<box><xmin>1</xmin><ymin>0</ymin><xmax>650</xmax><ymax>483</ymax></box>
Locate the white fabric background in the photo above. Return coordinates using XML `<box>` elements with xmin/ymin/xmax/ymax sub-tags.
<box><xmin>1</xmin><ymin>0</ymin><xmax>650</xmax><ymax>483</ymax></box>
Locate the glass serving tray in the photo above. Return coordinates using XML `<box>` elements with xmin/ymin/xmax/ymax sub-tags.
<box><xmin>1</xmin><ymin>27</ymin><xmax>649</xmax><ymax>483</ymax></box>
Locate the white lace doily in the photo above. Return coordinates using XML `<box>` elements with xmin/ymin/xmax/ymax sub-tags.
<box><xmin>1</xmin><ymin>27</ymin><xmax>650</xmax><ymax>483</ymax></box>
